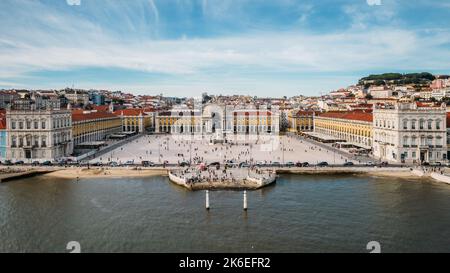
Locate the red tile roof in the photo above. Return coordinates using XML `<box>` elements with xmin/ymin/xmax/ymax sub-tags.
<box><xmin>72</xmin><ymin>110</ymin><xmax>118</xmax><ymax>122</ymax></box>
<box><xmin>93</xmin><ymin>105</ymin><xmax>110</xmax><ymax>112</ymax></box>
<box><xmin>113</xmin><ymin>108</ymin><xmax>148</xmax><ymax>116</ymax></box>
<box><xmin>318</xmin><ymin>110</ymin><xmax>373</xmax><ymax>123</ymax></box>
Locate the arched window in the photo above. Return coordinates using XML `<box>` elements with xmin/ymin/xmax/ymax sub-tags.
<box><xmin>403</xmin><ymin>119</ymin><xmax>408</xmax><ymax>130</ymax></box>
<box><xmin>427</xmin><ymin>135</ymin><xmax>433</xmax><ymax>146</ymax></box>
<box><xmin>411</xmin><ymin>119</ymin><xmax>416</xmax><ymax>130</ymax></box>
<box><xmin>436</xmin><ymin>136</ymin><xmax>443</xmax><ymax>147</ymax></box>
<box><xmin>403</xmin><ymin>136</ymin><xmax>409</xmax><ymax>146</ymax></box>
<box><xmin>411</xmin><ymin>136</ymin><xmax>417</xmax><ymax>146</ymax></box>
<box><xmin>11</xmin><ymin>136</ymin><xmax>17</xmax><ymax>147</ymax></box>
<box><xmin>436</xmin><ymin>119</ymin><xmax>441</xmax><ymax>130</ymax></box>
<box><xmin>419</xmin><ymin>119</ymin><xmax>424</xmax><ymax>130</ymax></box>
<box><xmin>427</xmin><ymin>119</ymin><xmax>433</xmax><ymax>130</ymax></box>
<box><xmin>420</xmin><ymin>135</ymin><xmax>426</xmax><ymax>146</ymax></box>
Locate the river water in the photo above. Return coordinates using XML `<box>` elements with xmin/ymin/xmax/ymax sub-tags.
<box><xmin>1</xmin><ymin>174</ymin><xmax>450</xmax><ymax>253</ymax></box>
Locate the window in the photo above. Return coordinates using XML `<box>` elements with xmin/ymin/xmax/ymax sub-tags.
<box><xmin>34</xmin><ymin>136</ymin><xmax>39</xmax><ymax>147</ymax></box>
<box><xmin>428</xmin><ymin>120</ymin><xmax>433</xmax><ymax>130</ymax></box>
<box><xmin>419</xmin><ymin>119</ymin><xmax>424</xmax><ymax>130</ymax></box>
<box><xmin>403</xmin><ymin>119</ymin><xmax>408</xmax><ymax>130</ymax></box>
<box><xmin>403</xmin><ymin>136</ymin><xmax>409</xmax><ymax>147</ymax></box>
<box><xmin>42</xmin><ymin>121</ymin><xmax>46</xmax><ymax>129</ymax></box>
<box><xmin>11</xmin><ymin>136</ymin><xmax>16</xmax><ymax>147</ymax></box>
<box><xmin>26</xmin><ymin>120</ymin><xmax>31</xmax><ymax>129</ymax></box>
<box><xmin>436</xmin><ymin>136</ymin><xmax>443</xmax><ymax>147</ymax></box>
<box><xmin>412</xmin><ymin>151</ymin><xmax>416</xmax><ymax>158</ymax></box>
<box><xmin>436</xmin><ymin>119</ymin><xmax>441</xmax><ymax>130</ymax></box>
<box><xmin>19</xmin><ymin>137</ymin><xmax>23</xmax><ymax>147</ymax></box>
<box><xmin>11</xmin><ymin>121</ymin><xmax>16</xmax><ymax>129</ymax></box>
<box><xmin>34</xmin><ymin>121</ymin><xmax>38</xmax><ymax>129</ymax></box>
<box><xmin>411</xmin><ymin>119</ymin><xmax>416</xmax><ymax>130</ymax></box>
<box><xmin>42</xmin><ymin>136</ymin><xmax>47</xmax><ymax>147</ymax></box>
<box><xmin>19</xmin><ymin>121</ymin><xmax>23</xmax><ymax>130</ymax></box>
<box><xmin>411</xmin><ymin>136</ymin><xmax>417</xmax><ymax>147</ymax></box>
<box><xmin>427</xmin><ymin>136</ymin><xmax>433</xmax><ymax>146</ymax></box>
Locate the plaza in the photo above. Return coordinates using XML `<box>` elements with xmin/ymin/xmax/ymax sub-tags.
<box><xmin>90</xmin><ymin>134</ymin><xmax>351</xmax><ymax>165</ymax></box>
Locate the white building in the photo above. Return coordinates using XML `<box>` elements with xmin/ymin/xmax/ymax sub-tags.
<box><xmin>373</xmin><ymin>102</ymin><xmax>447</xmax><ymax>164</ymax></box>
<box><xmin>431</xmin><ymin>88</ymin><xmax>450</xmax><ymax>101</ymax></box>
<box><xmin>369</xmin><ymin>86</ymin><xmax>393</xmax><ymax>99</ymax></box>
<box><xmin>6</xmin><ymin>99</ymin><xmax>73</xmax><ymax>162</ymax></box>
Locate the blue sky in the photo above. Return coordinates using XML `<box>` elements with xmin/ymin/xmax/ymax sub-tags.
<box><xmin>1</xmin><ymin>0</ymin><xmax>450</xmax><ymax>97</ymax></box>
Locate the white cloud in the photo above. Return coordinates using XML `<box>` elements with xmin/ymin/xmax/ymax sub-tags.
<box><xmin>2</xmin><ymin>26</ymin><xmax>449</xmax><ymax>81</ymax></box>
<box><xmin>1</xmin><ymin>0</ymin><xmax>450</xmax><ymax>94</ymax></box>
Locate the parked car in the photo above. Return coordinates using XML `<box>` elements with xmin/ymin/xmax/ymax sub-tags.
<box><xmin>57</xmin><ymin>160</ymin><xmax>68</xmax><ymax>166</ymax></box>
<box><xmin>14</xmin><ymin>160</ymin><xmax>25</xmax><ymax>165</ymax></box>
<box><xmin>31</xmin><ymin>161</ymin><xmax>40</xmax><ymax>166</ymax></box>
<box><xmin>379</xmin><ymin>161</ymin><xmax>389</xmax><ymax>167</ymax></box>
<box><xmin>109</xmin><ymin>161</ymin><xmax>118</xmax><ymax>167</ymax></box>
<box><xmin>4</xmin><ymin>160</ymin><xmax>13</xmax><ymax>166</ymax></box>
<box><xmin>365</xmin><ymin>161</ymin><xmax>375</xmax><ymax>166</ymax></box>
<box><xmin>179</xmin><ymin>161</ymin><xmax>190</xmax><ymax>167</ymax></box>
<box><xmin>285</xmin><ymin>161</ymin><xmax>295</xmax><ymax>167</ymax></box>
<box><xmin>256</xmin><ymin>161</ymin><xmax>266</xmax><ymax>167</ymax></box>
<box><xmin>225</xmin><ymin>160</ymin><xmax>238</xmax><ymax>168</ymax></box>
<box><xmin>142</xmin><ymin>161</ymin><xmax>155</xmax><ymax>167</ymax></box>
<box><xmin>272</xmin><ymin>161</ymin><xmax>281</xmax><ymax>167</ymax></box>
<box><xmin>301</xmin><ymin>162</ymin><xmax>310</xmax><ymax>167</ymax></box>
<box><xmin>208</xmin><ymin>162</ymin><xmax>220</xmax><ymax>167</ymax></box>
<box><xmin>422</xmin><ymin>162</ymin><xmax>430</xmax><ymax>166</ymax></box>
<box><xmin>317</xmin><ymin>161</ymin><xmax>329</xmax><ymax>167</ymax></box>
<box><xmin>42</xmin><ymin>161</ymin><xmax>53</xmax><ymax>166</ymax></box>
<box><xmin>239</xmin><ymin>162</ymin><xmax>250</xmax><ymax>168</ymax></box>
<box><xmin>343</xmin><ymin>162</ymin><xmax>354</xmax><ymax>166</ymax></box>
<box><xmin>124</xmin><ymin>160</ymin><xmax>134</xmax><ymax>166</ymax></box>
<box><xmin>91</xmin><ymin>162</ymin><xmax>103</xmax><ymax>166</ymax></box>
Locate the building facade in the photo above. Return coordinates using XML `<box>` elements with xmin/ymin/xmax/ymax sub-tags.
<box><xmin>154</xmin><ymin>104</ymin><xmax>280</xmax><ymax>136</ymax></box>
<box><xmin>72</xmin><ymin>110</ymin><xmax>122</xmax><ymax>146</ymax></box>
<box><xmin>288</xmin><ymin>110</ymin><xmax>315</xmax><ymax>133</ymax></box>
<box><xmin>6</xmin><ymin>99</ymin><xmax>73</xmax><ymax>162</ymax></box>
<box><xmin>0</xmin><ymin>109</ymin><xmax>7</xmax><ymax>159</ymax></box>
<box><xmin>113</xmin><ymin>108</ymin><xmax>153</xmax><ymax>133</ymax></box>
<box><xmin>373</xmin><ymin>102</ymin><xmax>447</xmax><ymax>164</ymax></box>
<box><xmin>314</xmin><ymin>111</ymin><xmax>373</xmax><ymax>149</ymax></box>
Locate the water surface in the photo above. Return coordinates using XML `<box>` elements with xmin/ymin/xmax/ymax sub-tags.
<box><xmin>1</xmin><ymin>174</ymin><xmax>450</xmax><ymax>252</ymax></box>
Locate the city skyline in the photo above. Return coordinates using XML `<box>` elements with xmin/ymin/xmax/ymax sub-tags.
<box><xmin>1</xmin><ymin>0</ymin><xmax>450</xmax><ymax>96</ymax></box>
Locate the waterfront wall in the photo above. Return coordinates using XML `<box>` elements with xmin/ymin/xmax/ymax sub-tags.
<box><xmin>430</xmin><ymin>172</ymin><xmax>450</xmax><ymax>185</ymax></box>
<box><xmin>168</xmin><ymin>171</ymin><xmax>190</xmax><ymax>189</ymax></box>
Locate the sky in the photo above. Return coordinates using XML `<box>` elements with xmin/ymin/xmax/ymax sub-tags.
<box><xmin>1</xmin><ymin>0</ymin><xmax>450</xmax><ymax>97</ymax></box>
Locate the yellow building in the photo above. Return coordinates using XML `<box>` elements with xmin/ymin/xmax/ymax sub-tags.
<box><xmin>288</xmin><ymin>110</ymin><xmax>315</xmax><ymax>133</ymax></box>
<box><xmin>155</xmin><ymin>110</ymin><xmax>202</xmax><ymax>134</ymax></box>
<box><xmin>313</xmin><ymin>111</ymin><xmax>373</xmax><ymax>149</ymax></box>
<box><xmin>72</xmin><ymin>110</ymin><xmax>122</xmax><ymax>146</ymax></box>
<box><xmin>113</xmin><ymin>108</ymin><xmax>153</xmax><ymax>133</ymax></box>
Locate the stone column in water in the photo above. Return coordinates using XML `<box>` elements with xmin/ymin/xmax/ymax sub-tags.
<box><xmin>243</xmin><ymin>190</ymin><xmax>248</xmax><ymax>211</ymax></box>
<box><xmin>206</xmin><ymin>190</ymin><xmax>210</xmax><ymax>210</ymax></box>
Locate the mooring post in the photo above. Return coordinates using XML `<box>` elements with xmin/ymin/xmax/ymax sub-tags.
<box><xmin>206</xmin><ymin>190</ymin><xmax>210</xmax><ymax>210</ymax></box>
<box><xmin>243</xmin><ymin>190</ymin><xmax>248</xmax><ymax>211</ymax></box>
